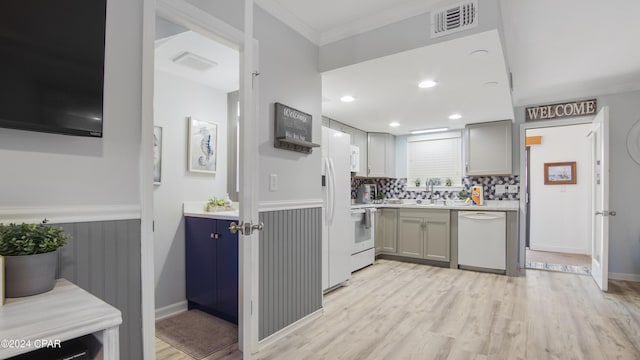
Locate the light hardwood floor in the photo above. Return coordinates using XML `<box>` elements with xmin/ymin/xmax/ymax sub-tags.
<box><xmin>255</xmin><ymin>259</ymin><xmax>640</xmax><ymax>360</ymax></box>
<box><xmin>158</xmin><ymin>260</ymin><xmax>640</xmax><ymax>360</ymax></box>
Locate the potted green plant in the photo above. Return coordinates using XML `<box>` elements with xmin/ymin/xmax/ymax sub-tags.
<box><xmin>414</xmin><ymin>178</ymin><xmax>421</xmax><ymax>187</ymax></box>
<box><xmin>0</xmin><ymin>222</ymin><xmax>70</xmax><ymax>298</ymax></box>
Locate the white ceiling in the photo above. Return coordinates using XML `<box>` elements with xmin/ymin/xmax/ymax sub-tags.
<box><xmin>258</xmin><ymin>0</ymin><xmax>640</xmax><ymax>126</ymax></box>
<box><xmin>256</xmin><ymin>0</ymin><xmax>442</xmax><ymax>45</ymax></box>
<box><xmin>155</xmin><ymin>30</ymin><xmax>239</xmax><ymax>93</ymax></box>
<box><xmin>322</xmin><ymin>30</ymin><xmax>514</xmax><ymax>135</ymax></box>
<box><xmin>500</xmin><ymin>0</ymin><xmax>640</xmax><ymax>106</ymax></box>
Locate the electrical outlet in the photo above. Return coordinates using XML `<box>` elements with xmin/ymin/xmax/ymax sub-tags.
<box><xmin>270</xmin><ymin>174</ymin><xmax>278</xmax><ymax>192</ymax></box>
<box><xmin>495</xmin><ymin>184</ymin><xmax>506</xmax><ymax>194</ymax></box>
<box><xmin>508</xmin><ymin>185</ymin><xmax>519</xmax><ymax>193</ymax></box>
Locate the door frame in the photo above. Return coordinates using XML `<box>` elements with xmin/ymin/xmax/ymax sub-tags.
<box><xmin>141</xmin><ymin>0</ymin><xmax>259</xmax><ymax>358</ymax></box>
<box><xmin>518</xmin><ymin>116</ymin><xmax>593</xmax><ymax>270</ymax></box>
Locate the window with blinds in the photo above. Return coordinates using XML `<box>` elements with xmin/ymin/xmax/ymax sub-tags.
<box><xmin>407</xmin><ymin>131</ymin><xmax>462</xmax><ymax>186</ymax></box>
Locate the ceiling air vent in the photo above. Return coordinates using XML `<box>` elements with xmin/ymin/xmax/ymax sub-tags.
<box><xmin>431</xmin><ymin>0</ymin><xmax>478</xmax><ymax>39</ymax></box>
<box><xmin>172</xmin><ymin>51</ymin><xmax>218</xmax><ymax>72</ymax></box>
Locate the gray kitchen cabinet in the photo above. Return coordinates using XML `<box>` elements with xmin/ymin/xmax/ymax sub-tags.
<box><xmin>368</xmin><ymin>133</ymin><xmax>395</xmax><ymax>177</ymax></box>
<box><xmin>465</xmin><ymin>120</ymin><xmax>512</xmax><ymax>175</ymax></box>
<box><xmin>397</xmin><ymin>209</ymin><xmax>450</xmax><ymax>262</ymax></box>
<box><xmin>375</xmin><ymin>208</ymin><xmax>397</xmax><ymax>254</ymax></box>
<box><xmin>397</xmin><ymin>214</ymin><xmax>423</xmax><ymax>258</ymax></box>
<box><xmin>423</xmin><ymin>213</ymin><xmax>450</xmax><ymax>261</ymax></box>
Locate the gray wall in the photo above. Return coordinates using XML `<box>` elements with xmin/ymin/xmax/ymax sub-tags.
<box><xmin>259</xmin><ymin>208</ymin><xmax>322</xmax><ymax>340</ymax></box>
<box><xmin>0</xmin><ymin>0</ymin><xmax>143</xmax><ymax>208</ymax></box>
<box><xmin>152</xmin><ymin>70</ymin><xmax>229</xmax><ymax>311</ymax></box>
<box><xmin>513</xmin><ymin>90</ymin><xmax>640</xmax><ymax>277</ymax></box>
<box><xmin>184</xmin><ymin>2</ymin><xmax>323</xmax><ymax>203</ymax></box>
<box><xmin>57</xmin><ymin>219</ymin><xmax>142</xmax><ymax>360</ymax></box>
<box><xmin>0</xmin><ymin>0</ymin><xmax>144</xmax><ymax>355</ymax></box>
<box><xmin>319</xmin><ymin>0</ymin><xmax>503</xmax><ymax>72</ymax></box>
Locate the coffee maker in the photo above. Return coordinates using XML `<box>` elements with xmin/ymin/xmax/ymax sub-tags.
<box><xmin>356</xmin><ymin>183</ymin><xmax>378</xmax><ymax>203</ymax></box>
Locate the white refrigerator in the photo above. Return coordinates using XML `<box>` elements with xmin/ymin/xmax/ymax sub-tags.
<box><xmin>322</xmin><ymin>126</ymin><xmax>352</xmax><ymax>291</ymax></box>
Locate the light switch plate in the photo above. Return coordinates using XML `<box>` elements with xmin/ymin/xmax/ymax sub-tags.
<box><xmin>270</xmin><ymin>174</ymin><xmax>278</xmax><ymax>191</ymax></box>
<box><xmin>508</xmin><ymin>185</ymin><xmax>519</xmax><ymax>193</ymax></box>
<box><xmin>495</xmin><ymin>184</ymin><xmax>506</xmax><ymax>194</ymax></box>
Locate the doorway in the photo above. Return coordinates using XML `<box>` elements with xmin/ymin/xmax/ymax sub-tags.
<box><xmin>524</xmin><ymin>123</ymin><xmax>592</xmax><ymax>275</ymax></box>
<box><xmin>152</xmin><ymin>15</ymin><xmax>242</xmax><ymax>359</ymax></box>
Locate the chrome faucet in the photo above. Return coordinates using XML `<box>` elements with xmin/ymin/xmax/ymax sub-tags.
<box><xmin>426</xmin><ymin>179</ymin><xmax>435</xmax><ymax>204</ymax></box>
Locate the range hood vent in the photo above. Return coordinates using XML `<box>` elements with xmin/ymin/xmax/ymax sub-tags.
<box><xmin>431</xmin><ymin>0</ymin><xmax>478</xmax><ymax>38</ymax></box>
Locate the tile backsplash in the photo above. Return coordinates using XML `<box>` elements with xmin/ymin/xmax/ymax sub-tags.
<box><xmin>351</xmin><ymin>175</ymin><xmax>520</xmax><ymax>201</ymax></box>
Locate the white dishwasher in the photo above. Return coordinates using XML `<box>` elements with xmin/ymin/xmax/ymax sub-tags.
<box><xmin>458</xmin><ymin>211</ymin><xmax>506</xmax><ymax>271</ymax></box>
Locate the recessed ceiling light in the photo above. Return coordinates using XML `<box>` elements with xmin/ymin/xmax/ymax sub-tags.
<box><xmin>484</xmin><ymin>81</ymin><xmax>499</xmax><ymax>86</ymax></box>
<box><xmin>448</xmin><ymin>113</ymin><xmax>462</xmax><ymax>120</ymax></box>
<box><xmin>340</xmin><ymin>95</ymin><xmax>355</xmax><ymax>103</ymax></box>
<box><xmin>418</xmin><ymin>80</ymin><xmax>437</xmax><ymax>89</ymax></box>
<box><xmin>411</xmin><ymin>127</ymin><xmax>448</xmax><ymax>134</ymax></box>
<box><xmin>469</xmin><ymin>49</ymin><xmax>489</xmax><ymax>56</ymax></box>
<box><xmin>389</xmin><ymin>122</ymin><xmax>400</xmax><ymax>127</ymax></box>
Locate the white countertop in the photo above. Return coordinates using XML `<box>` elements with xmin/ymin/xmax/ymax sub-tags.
<box><xmin>184</xmin><ymin>201</ymin><xmax>239</xmax><ymax>220</ymax></box>
<box><xmin>351</xmin><ymin>200</ymin><xmax>519</xmax><ymax>211</ymax></box>
<box><xmin>0</xmin><ymin>279</ymin><xmax>122</xmax><ymax>358</ymax></box>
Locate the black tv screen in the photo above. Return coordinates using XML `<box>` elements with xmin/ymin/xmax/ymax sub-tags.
<box><xmin>0</xmin><ymin>0</ymin><xmax>107</xmax><ymax>137</ymax></box>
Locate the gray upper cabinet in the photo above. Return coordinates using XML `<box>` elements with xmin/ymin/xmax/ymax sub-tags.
<box><xmin>465</xmin><ymin>120</ymin><xmax>512</xmax><ymax>176</ymax></box>
<box><xmin>368</xmin><ymin>133</ymin><xmax>395</xmax><ymax>178</ymax></box>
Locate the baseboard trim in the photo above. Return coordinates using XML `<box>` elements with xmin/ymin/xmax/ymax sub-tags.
<box><xmin>529</xmin><ymin>244</ymin><xmax>590</xmax><ymax>256</ymax></box>
<box><xmin>258</xmin><ymin>199</ymin><xmax>323</xmax><ymax>212</ymax></box>
<box><xmin>155</xmin><ymin>301</ymin><xmax>188</xmax><ymax>320</ymax></box>
<box><xmin>0</xmin><ymin>205</ymin><xmax>141</xmax><ymax>224</ymax></box>
<box><xmin>256</xmin><ymin>308</ymin><xmax>323</xmax><ymax>351</ymax></box>
<box><xmin>609</xmin><ymin>272</ymin><xmax>640</xmax><ymax>282</ymax></box>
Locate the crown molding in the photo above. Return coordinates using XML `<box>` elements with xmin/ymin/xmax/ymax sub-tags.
<box><xmin>255</xmin><ymin>0</ymin><xmax>320</xmax><ymax>45</ymax></box>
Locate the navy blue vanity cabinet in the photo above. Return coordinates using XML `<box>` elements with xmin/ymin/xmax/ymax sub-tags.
<box><xmin>185</xmin><ymin>217</ymin><xmax>239</xmax><ymax>324</ymax></box>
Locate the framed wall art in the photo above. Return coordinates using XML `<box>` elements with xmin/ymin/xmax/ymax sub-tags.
<box><xmin>544</xmin><ymin>161</ymin><xmax>576</xmax><ymax>185</ymax></box>
<box><xmin>153</xmin><ymin>126</ymin><xmax>163</xmax><ymax>185</ymax></box>
<box><xmin>188</xmin><ymin>117</ymin><xmax>217</xmax><ymax>174</ymax></box>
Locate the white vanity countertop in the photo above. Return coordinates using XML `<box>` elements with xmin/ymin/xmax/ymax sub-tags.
<box><xmin>183</xmin><ymin>202</ymin><xmax>239</xmax><ymax>221</ymax></box>
<box><xmin>351</xmin><ymin>200</ymin><xmax>519</xmax><ymax>211</ymax></box>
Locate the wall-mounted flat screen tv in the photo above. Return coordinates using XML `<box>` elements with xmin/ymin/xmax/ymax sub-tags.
<box><xmin>0</xmin><ymin>0</ymin><xmax>107</xmax><ymax>137</ymax></box>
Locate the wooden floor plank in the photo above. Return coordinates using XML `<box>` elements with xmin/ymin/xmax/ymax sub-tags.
<box><xmin>157</xmin><ymin>259</ymin><xmax>640</xmax><ymax>360</ymax></box>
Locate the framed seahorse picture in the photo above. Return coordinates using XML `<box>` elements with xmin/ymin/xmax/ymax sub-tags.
<box><xmin>188</xmin><ymin>117</ymin><xmax>218</xmax><ymax>174</ymax></box>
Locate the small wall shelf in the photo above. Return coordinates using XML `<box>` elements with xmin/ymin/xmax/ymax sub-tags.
<box><xmin>274</xmin><ymin>102</ymin><xmax>319</xmax><ymax>154</ymax></box>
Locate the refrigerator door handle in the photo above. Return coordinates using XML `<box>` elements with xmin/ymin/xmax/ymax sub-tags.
<box><xmin>323</xmin><ymin>157</ymin><xmax>331</xmax><ymax>224</ymax></box>
<box><xmin>328</xmin><ymin>158</ymin><xmax>337</xmax><ymax>224</ymax></box>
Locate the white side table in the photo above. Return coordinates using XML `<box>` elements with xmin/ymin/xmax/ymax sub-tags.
<box><xmin>0</xmin><ymin>278</ymin><xmax>122</xmax><ymax>359</ymax></box>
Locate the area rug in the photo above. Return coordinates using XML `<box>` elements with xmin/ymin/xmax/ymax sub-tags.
<box><xmin>156</xmin><ymin>310</ymin><xmax>238</xmax><ymax>359</ymax></box>
<box><xmin>526</xmin><ymin>261</ymin><xmax>591</xmax><ymax>275</ymax></box>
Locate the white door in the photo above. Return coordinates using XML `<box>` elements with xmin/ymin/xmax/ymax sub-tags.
<box><xmin>590</xmin><ymin>106</ymin><xmax>613</xmax><ymax>291</ymax></box>
<box><xmin>238</xmin><ymin>0</ymin><xmax>259</xmax><ymax>355</ymax></box>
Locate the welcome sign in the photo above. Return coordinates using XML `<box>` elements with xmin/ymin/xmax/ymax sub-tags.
<box><xmin>526</xmin><ymin>99</ymin><xmax>597</xmax><ymax>121</ymax></box>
